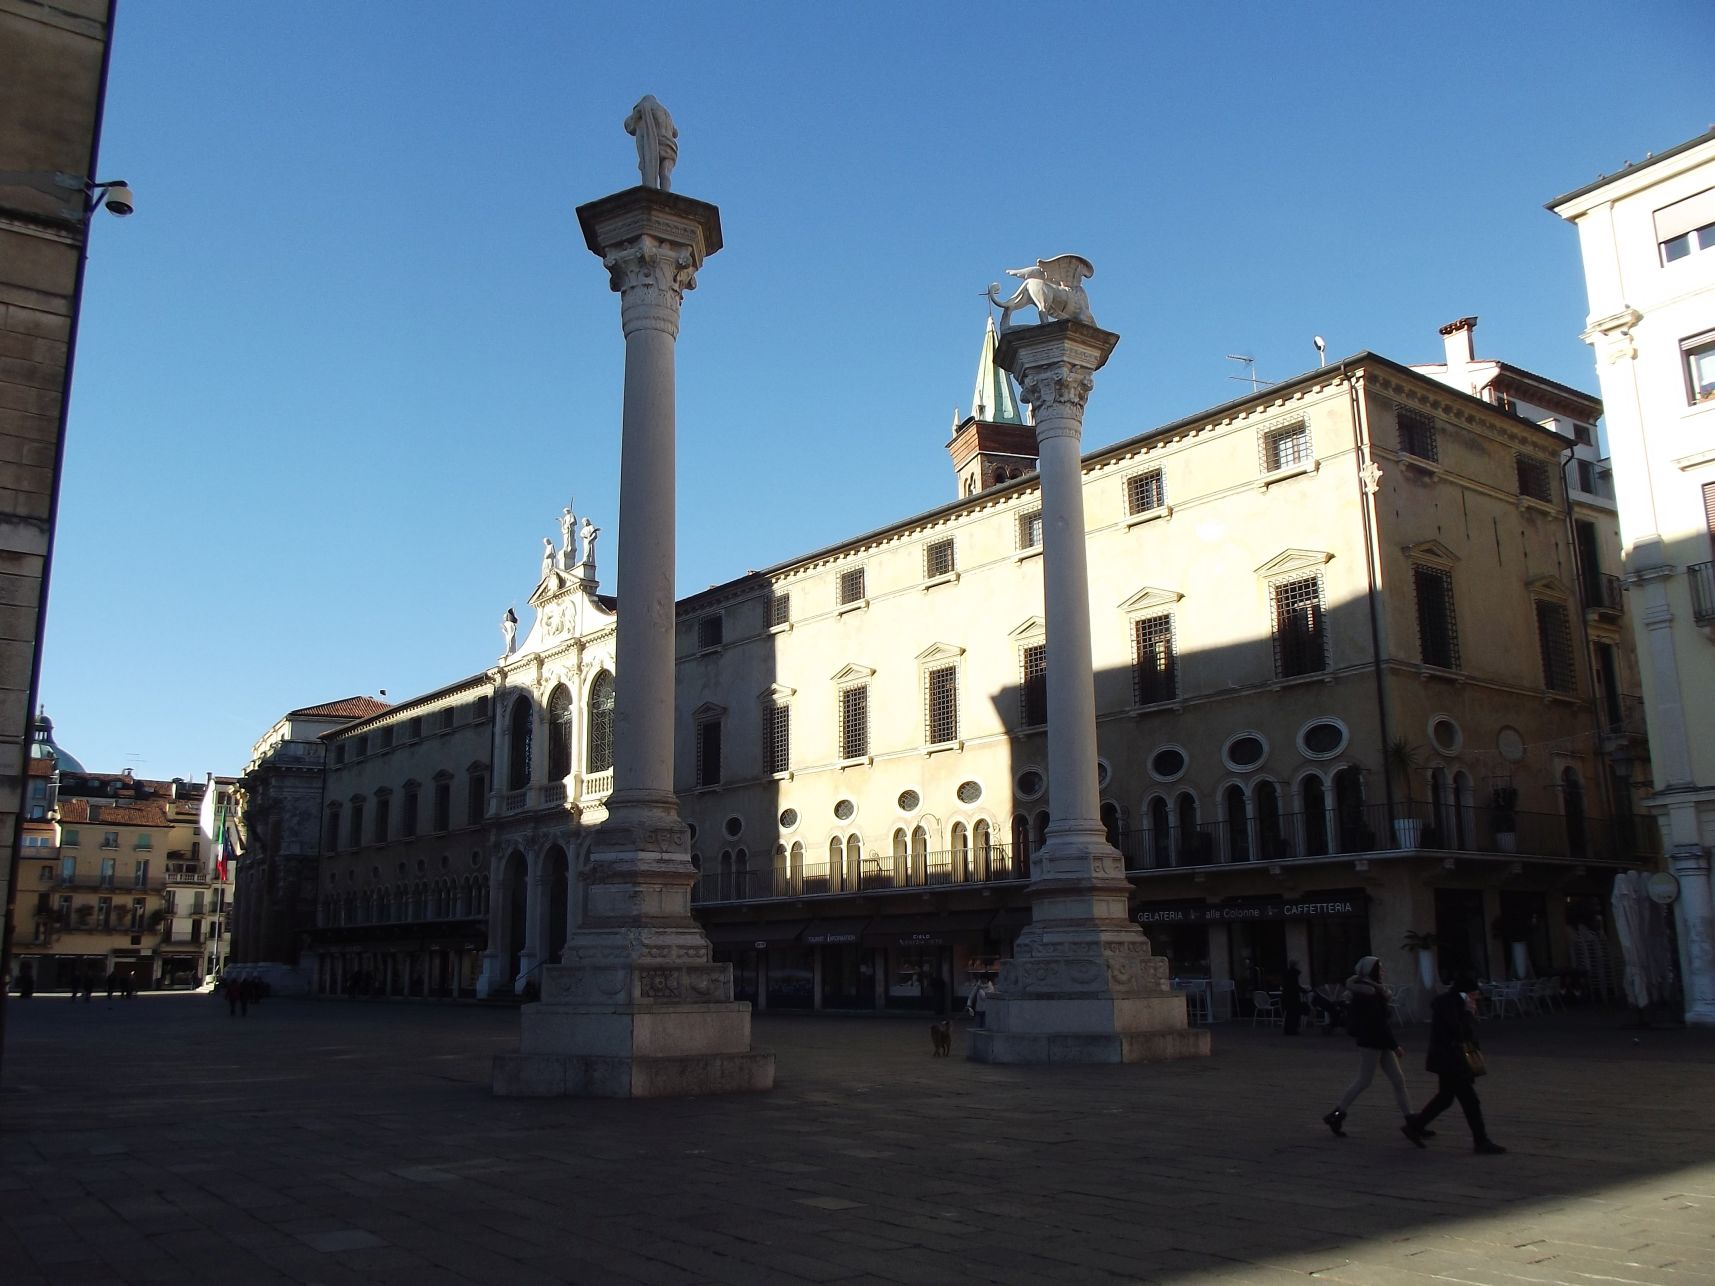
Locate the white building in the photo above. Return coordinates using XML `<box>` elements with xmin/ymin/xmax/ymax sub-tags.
<box><xmin>1551</xmin><ymin>127</ymin><xmax>1715</xmax><ymax>1023</ymax></box>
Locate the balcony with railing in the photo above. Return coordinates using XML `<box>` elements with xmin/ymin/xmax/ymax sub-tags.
<box><xmin>1690</xmin><ymin>561</ymin><xmax>1715</xmax><ymax>624</ymax></box>
<box><xmin>580</xmin><ymin>769</ymin><xmax>613</xmax><ymax>801</ymax></box>
<box><xmin>1582</xmin><ymin>572</ymin><xmax>1623</xmax><ymax>616</ymax></box>
<box><xmin>694</xmin><ymin>847</ymin><xmax>1025</xmax><ymax>905</ymax></box>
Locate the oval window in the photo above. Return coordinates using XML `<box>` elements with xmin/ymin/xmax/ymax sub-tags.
<box><xmin>723</xmin><ymin>815</ymin><xmax>744</xmax><ymax>838</ymax></box>
<box><xmin>1428</xmin><ymin>716</ymin><xmax>1462</xmax><ymax>756</ymax></box>
<box><xmin>1223</xmin><ymin>733</ymin><xmax>1267</xmax><ymax>771</ymax></box>
<box><xmin>1298</xmin><ymin>719</ymin><xmax>1348</xmax><ymax>760</ymax></box>
<box><xmin>778</xmin><ymin>807</ymin><xmax>799</xmax><ymax>830</ymax></box>
<box><xmin>1016</xmin><ymin>769</ymin><xmax>1046</xmax><ymax>800</ymax></box>
<box><xmin>1149</xmin><ymin>747</ymin><xmax>1187</xmax><ymax>781</ymax></box>
<box><xmin>897</xmin><ymin>789</ymin><xmax>921</xmax><ymax>812</ymax></box>
<box><xmin>957</xmin><ymin>780</ymin><xmax>982</xmax><ymax>805</ymax></box>
<box><xmin>834</xmin><ymin>799</ymin><xmax>856</xmax><ymax>822</ymax></box>
<box><xmin>1496</xmin><ymin>726</ymin><xmax>1525</xmax><ymax>764</ymax></box>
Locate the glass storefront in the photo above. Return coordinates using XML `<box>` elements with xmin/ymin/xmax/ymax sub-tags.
<box><xmin>766</xmin><ymin>946</ymin><xmax>815</xmax><ymax>1009</ymax></box>
<box><xmin>1434</xmin><ymin>887</ymin><xmax>1490</xmax><ymax>983</ymax></box>
<box><xmin>819</xmin><ymin>945</ymin><xmax>875</xmax><ymax>1009</ymax></box>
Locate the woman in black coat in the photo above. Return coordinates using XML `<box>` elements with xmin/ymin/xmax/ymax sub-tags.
<box><xmin>1321</xmin><ymin>956</ymin><xmax>1416</xmax><ymax>1137</ymax></box>
<box><xmin>1404</xmin><ymin>978</ymin><xmax>1506</xmax><ymax>1153</ymax></box>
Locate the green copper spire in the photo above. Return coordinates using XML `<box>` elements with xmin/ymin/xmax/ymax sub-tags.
<box><xmin>971</xmin><ymin>316</ymin><xmax>1024</xmax><ymax>425</ymax></box>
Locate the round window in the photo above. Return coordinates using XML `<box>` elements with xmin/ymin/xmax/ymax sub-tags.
<box><xmin>686</xmin><ymin>822</ymin><xmax>698</xmax><ymax>842</ymax></box>
<box><xmin>1223</xmin><ymin>733</ymin><xmax>1267</xmax><ymax>771</ymax></box>
<box><xmin>1097</xmin><ymin>759</ymin><xmax>1112</xmax><ymax>788</ymax></box>
<box><xmin>957</xmin><ymin>780</ymin><xmax>983</xmax><ymax>805</ymax></box>
<box><xmin>898</xmin><ymin>789</ymin><xmax>921</xmax><ymax>812</ymax></box>
<box><xmin>834</xmin><ymin>799</ymin><xmax>856</xmax><ymax>821</ymax></box>
<box><xmin>778</xmin><ymin>807</ymin><xmax>799</xmax><ymax>830</ymax></box>
<box><xmin>1148</xmin><ymin>746</ymin><xmax>1187</xmax><ymax>782</ymax></box>
<box><xmin>1298</xmin><ymin>719</ymin><xmax>1348</xmax><ymax>760</ymax></box>
<box><xmin>469</xmin><ymin>853</ymin><xmax>480</xmax><ymax>868</ymax></box>
<box><xmin>1428</xmin><ymin>715</ymin><xmax>1462</xmax><ymax>756</ymax></box>
<box><xmin>1016</xmin><ymin>769</ymin><xmax>1046</xmax><ymax>800</ymax></box>
<box><xmin>723</xmin><ymin>815</ymin><xmax>743</xmax><ymax>838</ymax></box>
<box><xmin>1496</xmin><ymin>726</ymin><xmax>1526</xmax><ymax>764</ymax></box>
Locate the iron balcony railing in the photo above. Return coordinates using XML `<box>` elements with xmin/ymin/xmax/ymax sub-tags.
<box><xmin>1582</xmin><ymin>572</ymin><xmax>1623</xmax><ymax>614</ymax></box>
<box><xmin>1689</xmin><ymin>561</ymin><xmax>1715</xmax><ymax>624</ymax></box>
<box><xmin>694</xmin><ymin>846</ymin><xmax>1024</xmax><ymax>905</ymax></box>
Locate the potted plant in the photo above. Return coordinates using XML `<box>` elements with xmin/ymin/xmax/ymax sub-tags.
<box><xmin>1490</xmin><ymin>785</ymin><xmax>1519</xmax><ymax>853</ymax></box>
<box><xmin>1402</xmin><ymin>929</ymin><xmax>1439</xmax><ymax>992</ymax></box>
<box><xmin>1387</xmin><ymin>737</ymin><xmax>1425</xmax><ymax>849</ymax></box>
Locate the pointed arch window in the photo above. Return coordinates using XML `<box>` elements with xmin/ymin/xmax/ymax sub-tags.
<box><xmin>586</xmin><ymin>671</ymin><xmax>615</xmax><ymax>774</ymax></box>
<box><xmin>547</xmin><ymin>684</ymin><xmax>574</xmax><ymax>780</ymax></box>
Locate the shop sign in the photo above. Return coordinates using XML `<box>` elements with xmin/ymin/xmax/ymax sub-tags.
<box><xmin>1135</xmin><ymin>894</ymin><xmax>1367</xmax><ymax>927</ymax></box>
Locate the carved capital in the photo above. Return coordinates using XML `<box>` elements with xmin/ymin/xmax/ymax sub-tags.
<box><xmin>603</xmin><ymin>234</ymin><xmax>700</xmax><ymax>337</ymax></box>
<box><xmin>1019</xmin><ymin>365</ymin><xmax>1095</xmax><ymax>421</ymax></box>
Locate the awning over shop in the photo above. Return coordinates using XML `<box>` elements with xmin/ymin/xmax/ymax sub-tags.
<box><xmin>862</xmin><ymin>909</ymin><xmax>998</xmax><ymax>948</ymax></box>
<box><xmin>701</xmin><ymin>919</ymin><xmax>808</xmax><ymax>947</ymax></box>
<box><xmin>800</xmin><ymin>918</ymin><xmax>871</xmax><ymax>946</ymax></box>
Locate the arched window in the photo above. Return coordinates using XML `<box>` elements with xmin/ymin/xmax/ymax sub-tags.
<box><xmin>829</xmin><ymin>837</ymin><xmax>844</xmax><ymax>892</ymax></box>
<box><xmin>1176</xmin><ymin>792</ymin><xmax>1200</xmax><ymax>864</ymax></box>
<box><xmin>846</xmin><ymin>834</ymin><xmax>863</xmax><ymax>890</ymax></box>
<box><xmin>974</xmin><ymin>819</ymin><xmax>992</xmax><ymax>879</ymax></box>
<box><xmin>547</xmin><ymin>684</ymin><xmax>573</xmax><ymax>781</ymax></box>
<box><xmin>586</xmin><ymin>671</ymin><xmax>615</xmax><ymax>774</ymax></box>
<box><xmin>790</xmin><ymin>840</ymin><xmax>804</xmax><ymax>893</ymax></box>
<box><xmin>951</xmin><ymin>822</ymin><xmax>969</xmax><ymax>881</ymax></box>
<box><xmin>719</xmin><ymin>850</ymin><xmax>733</xmax><ymax>901</ymax></box>
<box><xmin>1225</xmin><ymin>785</ymin><xmax>1251</xmax><ymax>862</ymax></box>
<box><xmin>892</xmin><ymin>828</ymin><xmax>908</xmax><ymax>887</ymax></box>
<box><xmin>1430</xmin><ymin>766</ymin><xmax>1449</xmax><ymax>845</ymax></box>
<box><xmin>1453</xmin><ymin>770</ymin><xmax>1474</xmax><ymax>848</ymax></box>
<box><xmin>734</xmin><ymin>848</ymin><xmax>749</xmax><ymax>898</ymax></box>
<box><xmin>1301</xmin><ymin>775</ymin><xmax>1329</xmax><ymax>856</ymax></box>
<box><xmin>1100</xmin><ymin>800</ymin><xmax>1121</xmax><ymax>848</ymax></box>
<box><xmin>911</xmin><ymin>824</ymin><xmax>929</xmax><ymax>884</ymax></box>
<box><xmin>1149</xmin><ymin>796</ymin><xmax>1171</xmax><ymax>867</ymax></box>
<box><xmin>1256</xmin><ymin>780</ymin><xmax>1284</xmax><ymax>859</ymax></box>
<box><xmin>1333</xmin><ymin>766</ymin><xmax>1365</xmax><ymax>852</ymax></box>
<box><xmin>1012</xmin><ymin>814</ymin><xmax>1031</xmax><ymax>863</ymax></box>
<box><xmin>506</xmin><ymin>694</ymin><xmax>533</xmax><ymax>791</ymax></box>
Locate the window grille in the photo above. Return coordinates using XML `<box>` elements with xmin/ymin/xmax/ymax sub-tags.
<box><xmin>440</xmin><ymin>708</ymin><xmax>455</xmax><ymax>732</ymax></box>
<box><xmin>837</xmin><ymin>567</ymin><xmax>865</xmax><ymax>606</ymax></box>
<box><xmin>925</xmin><ymin>664</ymin><xmax>959</xmax><ymax>744</ymax></box>
<box><xmin>1515</xmin><ymin>455</ymin><xmax>1553</xmax><ymax>503</ymax></box>
<box><xmin>547</xmin><ymin>685</ymin><xmax>574</xmax><ymax>779</ymax></box>
<box><xmin>1684</xmin><ymin>332</ymin><xmax>1715</xmax><ymax>404</ymax></box>
<box><xmin>1262</xmin><ymin>422</ymin><xmax>1313</xmax><ymax>473</ymax></box>
<box><xmin>1126</xmin><ymin>469</ymin><xmax>1165</xmax><ymax>515</ymax></box>
<box><xmin>349</xmin><ymin>805</ymin><xmax>364</xmax><ymax>849</ymax></box>
<box><xmin>1018</xmin><ymin>509</ymin><xmax>1044</xmax><ymax>550</ymax></box>
<box><xmin>586</xmin><ymin>671</ymin><xmax>615</xmax><ymax>774</ymax></box>
<box><xmin>763</xmin><ymin>702</ymin><xmax>790</xmax><ymax>776</ymax></box>
<box><xmin>433</xmin><ymin>783</ymin><xmax>450</xmax><ymax>832</ymax></box>
<box><xmin>695</xmin><ymin>719</ymin><xmax>723</xmax><ymax>787</ymax></box>
<box><xmin>374</xmin><ymin>797</ymin><xmax>390</xmax><ymax>844</ymax></box>
<box><xmin>1397</xmin><ymin>408</ymin><xmax>1438</xmax><ymax>462</ymax></box>
<box><xmin>1271</xmin><ymin>575</ymin><xmax>1327</xmax><ymax>677</ymax></box>
<box><xmin>838</xmin><ymin>684</ymin><xmax>869</xmax><ymax>760</ymax></box>
<box><xmin>1413</xmin><ymin>565</ymin><xmax>1461</xmax><ymax>669</ymax></box>
<box><xmin>768</xmin><ymin>591</ymin><xmax>790</xmax><ymax>627</ymax></box>
<box><xmin>1132</xmin><ymin>613</ymin><xmax>1177</xmax><ymax>704</ymax></box>
<box><xmin>408</xmin><ymin>716</ymin><xmax>422</xmax><ymax>740</ymax></box>
<box><xmin>1535</xmin><ymin>600</ymin><xmax>1576</xmax><ymax>692</ymax></box>
<box><xmin>924</xmin><ymin>538</ymin><xmax>955</xmax><ymax>579</ymax></box>
<box><xmin>466</xmin><ymin>774</ymin><xmax>486</xmax><ymax>825</ymax></box>
<box><xmin>1020</xmin><ymin>644</ymin><xmax>1047</xmax><ymax>726</ymax></box>
<box><xmin>697</xmin><ymin>613</ymin><xmax>724</xmax><ymax>650</ymax></box>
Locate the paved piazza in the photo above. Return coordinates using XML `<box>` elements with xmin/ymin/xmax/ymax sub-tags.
<box><xmin>2</xmin><ymin>996</ymin><xmax>1713</xmax><ymax>1285</ymax></box>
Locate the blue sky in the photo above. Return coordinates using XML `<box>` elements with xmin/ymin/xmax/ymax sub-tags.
<box><xmin>43</xmin><ymin>1</ymin><xmax>1708</xmax><ymax>779</ymax></box>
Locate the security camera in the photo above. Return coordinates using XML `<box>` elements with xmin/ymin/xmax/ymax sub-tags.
<box><xmin>101</xmin><ymin>183</ymin><xmax>133</xmax><ymax>216</ymax></box>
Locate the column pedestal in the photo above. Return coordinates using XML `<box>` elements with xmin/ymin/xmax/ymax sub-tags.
<box><xmin>971</xmin><ymin>320</ymin><xmax>1207</xmax><ymax>1065</ymax></box>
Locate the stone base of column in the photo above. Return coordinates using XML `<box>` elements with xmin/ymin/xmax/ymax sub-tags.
<box><xmin>968</xmin><ymin>832</ymin><xmax>1211</xmax><ymax>1065</ymax></box>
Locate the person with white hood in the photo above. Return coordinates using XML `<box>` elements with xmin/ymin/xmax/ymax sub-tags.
<box><xmin>1321</xmin><ymin>956</ymin><xmax>1423</xmax><ymax>1139</ymax></box>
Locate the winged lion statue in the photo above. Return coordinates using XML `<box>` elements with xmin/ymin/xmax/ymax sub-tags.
<box><xmin>987</xmin><ymin>254</ymin><xmax>1097</xmax><ymax>329</ymax></box>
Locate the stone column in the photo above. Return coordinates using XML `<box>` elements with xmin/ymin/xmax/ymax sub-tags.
<box><xmin>514</xmin><ymin>849</ymin><xmax>545</xmax><ymax>989</ymax></box>
<box><xmin>494</xmin><ymin>184</ymin><xmax>772</xmax><ymax>1097</ymax></box>
<box><xmin>1670</xmin><ymin>844</ymin><xmax>1715</xmax><ymax>1025</ymax></box>
<box><xmin>970</xmin><ymin>320</ymin><xmax>1207</xmax><ymax>1065</ymax></box>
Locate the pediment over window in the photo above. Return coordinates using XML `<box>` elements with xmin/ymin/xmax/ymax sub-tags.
<box><xmin>1008</xmin><ymin>617</ymin><xmax>1045</xmax><ymax>640</ymax></box>
<box><xmin>1403</xmin><ymin>539</ymin><xmax>1459</xmax><ymax>565</ymax></box>
<box><xmin>432</xmin><ymin>769</ymin><xmax>454</xmax><ymax>782</ymax></box>
<box><xmin>1117</xmin><ymin>586</ymin><xmax>1184</xmax><ymax>612</ymax></box>
<box><xmin>692</xmin><ymin>701</ymin><xmax>728</xmax><ymax>721</ymax></box>
<box><xmin>830</xmin><ymin>663</ymin><xmax>876</xmax><ymax>684</ymax></box>
<box><xmin>757</xmin><ymin>683</ymin><xmax>796</xmax><ymax>703</ymax></box>
<box><xmin>1527</xmin><ymin>574</ymin><xmax>1570</xmax><ymax>599</ymax></box>
<box><xmin>1255</xmin><ymin>548</ymin><xmax>1334</xmax><ymax>579</ymax></box>
<box><xmin>465</xmin><ymin>760</ymin><xmax>489</xmax><ymax>775</ymax></box>
<box><xmin>915</xmin><ymin>642</ymin><xmax>966</xmax><ymax>665</ymax></box>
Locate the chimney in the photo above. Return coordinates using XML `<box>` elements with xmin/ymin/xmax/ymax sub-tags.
<box><xmin>1439</xmin><ymin>316</ymin><xmax>1477</xmax><ymax>394</ymax></box>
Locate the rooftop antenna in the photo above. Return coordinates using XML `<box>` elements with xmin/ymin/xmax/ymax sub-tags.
<box><xmin>1226</xmin><ymin>354</ymin><xmax>1272</xmax><ymax>392</ymax></box>
<box><xmin>1313</xmin><ymin>335</ymin><xmax>1327</xmax><ymax>368</ymax></box>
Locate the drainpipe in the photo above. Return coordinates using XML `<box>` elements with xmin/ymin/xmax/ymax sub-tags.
<box><xmin>1344</xmin><ymin>367</ymin><xmax>1397</xmax><ymax>832</ymax></box>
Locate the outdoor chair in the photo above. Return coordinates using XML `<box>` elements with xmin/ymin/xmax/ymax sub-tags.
<box><xmin>1490</xmin><ymin>981</ymin><xmax>1525</xmax><ymax>1019</ymax></box>
<box><xmin>1250</xmin><ymin>989</ymin><xmax>1282</xmax><ymax>1027</ymax></box>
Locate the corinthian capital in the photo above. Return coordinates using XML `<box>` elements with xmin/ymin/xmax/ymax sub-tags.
<box><xmin>604</xmin><ymin>235</ymin><xmax>700</xmax><ymax>337</ymax></box>
<box><xmin>1019</xmin><ymin>365</ymin><xmax>1096</xmax><ymax>420</ymax></box>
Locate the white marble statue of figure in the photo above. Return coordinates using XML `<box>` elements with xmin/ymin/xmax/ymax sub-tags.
<box><xmin>987</xmin><ymin>254</ymin><xmax>1097</xmax><ymax>329</ymax></box>
<box><xmin>624</xmin><ymin>95</ymin><xmax>677</xmax><ymax>191</ymax></box>
<box><xmin>541</xmin><ymin>537</ymin><xmax>555</xmax><ymax>577</ymax></box>
<box><xmin>501</xmin><ymin>607</ymin><xmax>518</xmax><ymax>655</ymax></box>
<box><xmin>559</xmin><ymin>504</ymin><xmax>577</xmax><ymax>559</ymax></box>
<box><xmin>580</xmin><ymin>516</ymin><xmax>601</xmax><ymax>568</ymax></box>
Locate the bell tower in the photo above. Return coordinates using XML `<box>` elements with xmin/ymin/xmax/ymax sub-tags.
<box><xmin>947</xmin><ymin>317</ymin><xmax>1038</xmax><ymax>497</ymax></box>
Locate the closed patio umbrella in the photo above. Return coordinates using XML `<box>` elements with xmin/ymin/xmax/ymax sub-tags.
<box><xmin>1610</xmin><ymin>871</ymin><xmax>1651</xmax><ymax>1010</ymax></box>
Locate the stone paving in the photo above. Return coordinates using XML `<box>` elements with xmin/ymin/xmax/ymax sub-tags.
<box><xmin>2</xmin><ymin>992</ymin><xmax>1713</xmax><ymax>1285</ymax></box>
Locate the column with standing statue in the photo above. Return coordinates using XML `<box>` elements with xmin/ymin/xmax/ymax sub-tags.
<box><xmin>493</xmin><ymin>99</ymin><xmax>773</xmax><ymax>1097</ymax></box>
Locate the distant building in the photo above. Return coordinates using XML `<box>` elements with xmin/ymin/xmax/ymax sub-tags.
<box><xmin>1551</xmin><ymin>128</ymin><xmax>1715</xmax><ymax>1023</ymax></box>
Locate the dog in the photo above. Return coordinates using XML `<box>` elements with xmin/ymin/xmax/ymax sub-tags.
<box><xmin>930</xmin><ymin>1019</ymin><xmax>952</xmax><ymax>1057</ymax></box>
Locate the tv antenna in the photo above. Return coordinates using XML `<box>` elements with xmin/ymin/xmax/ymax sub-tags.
<box><xmin>1226</xmin><ymin>354</ymin><xmax>1273</xmax><ymax>391</ymax></box>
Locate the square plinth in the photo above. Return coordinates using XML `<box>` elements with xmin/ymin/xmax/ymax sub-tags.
<box><xmin>493</xmin><ymin>1050</ymin><xmax>775</xmax><ymax>1098</ymax></box>
<box><xmin>967</xmin><ymin>1026</ymin><xmax>1210</xmax><ymax>1065</ymax></box>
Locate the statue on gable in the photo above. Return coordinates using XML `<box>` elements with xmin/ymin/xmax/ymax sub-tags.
<box><xmin>624</xmin><ymin>95</ymin><xmax>678</xmax><ymax>192</ymax></box>
<box><xmin>987</xmin><ymin>254</ymin><xmax>1097</xmax><ymax>329</ymax></box>
<box><xmin>559</xmin><ymin>504</ymin><xmax>577</xmax><ymax>565</ymax></box>
<box><xmin>580</xmin><ymin>516</ymin><xmax>601</xmax><ymax>570</ymax></box>
<box><xmin>541</xmin><ymin>537</ymin><xmax>556</xmax><ymax>579</ymax></box>
<box><xmin>501</xmin><ymin>607</ymin><xmax>518</xmax><ymax>656</ymax></box>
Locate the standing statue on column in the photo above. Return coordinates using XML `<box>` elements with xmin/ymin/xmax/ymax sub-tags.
<box><xmin>559</xmin><ymin>503</ymin><xmax>577</xmax><ymax>564</ymax></box>
<box><xmin>580</xmin><ymin>516</ymin><xmax>601</xmax><ymax>570</ymax></box>
<box><xmin>624</xmin><ymin>95</ymin><xmax>677</xmax><ymax>192</ymax></box>
<box><xmin>500</xmin><ymin>607</ymin><xmax>518</xmax><ymax>656</ymax></box>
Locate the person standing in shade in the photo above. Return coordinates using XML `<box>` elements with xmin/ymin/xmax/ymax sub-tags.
<box><xmin>1321</xmin><ymin>957</ymin><xmax>1420</xmax><ymax>1138</ymax></box>
<box><xmin>1281</xmin><ymin>960</ymin><xmax>1305</xmax><ymax>1036</ymax></box>
<box><xmin>1404</xmin><ymin>976</ymin><xmax>1506</xmax><ymax>1153</ymax></box>
<box><xmin>965</xmin><ymin>977</ymin><xmax>993</xmax><ymax>1028</ymax></box>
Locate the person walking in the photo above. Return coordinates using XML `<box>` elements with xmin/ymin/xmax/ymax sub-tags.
<box><xmin>1404</xmin><ymin>976</ymin><xmax>1506</xmax><ymax>1154</ymax></box>
<box><xmin>1321</xmin><ymin>956</ymin><xmax>1419</xmax><ymax>1138</ymax></box>
<box><xmin>1281</xmin><ymin>960</ymin><xmax>1305</xmax><ymax>1036</ymax></box>
<box><xmin>964</xmin><ymin>977</ymin><xmax>993</xmax><ymax>1028</ymax></box>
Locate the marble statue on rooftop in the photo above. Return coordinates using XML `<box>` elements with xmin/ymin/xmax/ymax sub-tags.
<box><xmin>987</xmin><ymin>255</ymin><xmax>1097</xmax><ymax>329</ymax></box>
<box><xmin>501</xmin><ymin>607</ymin><xmax>518</xmax><ymax>655</ymax></box>
<box><xmin>541</xmin><ymin>537</ymin><xmax>555</xmax><ymax>578</ymax></box>
<box><xmin>559</xmin><ymin>504</ymin><xmax>577</xmax><ymax>565</ymax></box>
<box><xmin>579</xmin><ymin>516</ymin><xmax>601</xmax><ymax>569</ymax></box>
<box><xmin>624</xmin><ymin>95</ymin><xmax>678</xmax><ymax>192</ymax></box>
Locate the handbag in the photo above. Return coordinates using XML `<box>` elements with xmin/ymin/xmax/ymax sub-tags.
<box><xmin>1461</xmin><ymin>1042</ymin><xmax>1487</xmax><ymax>1078</ymax></box>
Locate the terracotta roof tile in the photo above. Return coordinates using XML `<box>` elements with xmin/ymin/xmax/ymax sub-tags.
<box><xmin>288</xmin><ymin>696</ymin><xmax>392</xmax><ymax>719</ymax></box>
<box><xmin>56</xmin><ymin>799</ymin><xmax>173</xmax><ymax>827</ymax></box>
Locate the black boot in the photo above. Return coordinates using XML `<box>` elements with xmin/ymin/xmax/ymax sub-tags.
<box><xmin>1322</xmin><ymin>1109</ymin><xmax>1347</xmax><ymax>1138</ymax></box>
<box><xmin>1401</xmin><ymin>1116</ymin><xmax>1428</xmax><ymax>1148</ymax></box>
